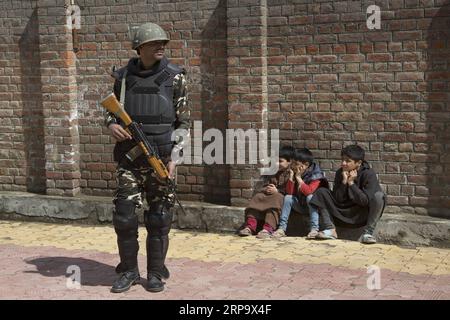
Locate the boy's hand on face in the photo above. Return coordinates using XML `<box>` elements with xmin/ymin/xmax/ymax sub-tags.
<box><xmin>342</xmin><ymin>170</ymin><xmax>349</xmax><ymax>185</ymax></box>
<box><xmin>288</xmin><ymin>168</ymin><xmax>295</xmax><ymax>181</ymax></box>
<box><xmin>347</xmin><ymin>169</ymin><xmax>358</xmax><ymax>185</ymax></box>
<box><xmin>298</xmin><ymin>165</ymin><xmax>307</xmax><ymax>176</ymax></box>
<box><xmin>295</xmin><ymin>172</ymin><xmax>303</xmax><ymax>183</ymax></box>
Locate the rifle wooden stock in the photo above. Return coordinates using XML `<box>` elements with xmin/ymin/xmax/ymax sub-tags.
<box><xmin>100</xmin><ymin>93</ymin><xmax>170</xmax><ymax>180</ymax></box>
<box><xmin>100</xmin><ymin>93</ymin><xmax>133</xmax><ymax>126</ymax></box>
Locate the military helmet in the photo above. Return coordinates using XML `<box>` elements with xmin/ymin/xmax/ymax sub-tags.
<box><xmin>131</xmin><ymin>22</ymin><xmax>169</xmax><ymax>50</ymax></box>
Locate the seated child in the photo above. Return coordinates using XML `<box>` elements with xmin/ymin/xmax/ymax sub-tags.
<box><xmin>309</xmin><ymin>144</ymin><xmax>386</xmax><ymax>243</ymax></box>
<box><xmin>238</xmin><ymin>145</ymin><xmax>294</xmax><ymax>239</ymax></box>
<box><xmin>273</xmin><ymin>148</ymin><xmax>329</xmax><ymax>239</ymax></box>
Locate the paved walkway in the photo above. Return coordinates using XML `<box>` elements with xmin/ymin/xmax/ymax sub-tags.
<box><xmin>0</xmin><ymin>220</ymin><xmax>449</xmax><ymax>299</ymax></box>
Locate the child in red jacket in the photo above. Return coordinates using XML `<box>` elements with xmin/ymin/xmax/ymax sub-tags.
<box><xmin>273</xmin><ymin>148</ymin><xmax>329</xmax><ymax>239</ymax></box>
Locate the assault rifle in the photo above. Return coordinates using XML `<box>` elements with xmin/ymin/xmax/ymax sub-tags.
<box><xmin>100</xmin><ymin>93</ymin><xmax>186</xmax><ymax>216</ymax></box>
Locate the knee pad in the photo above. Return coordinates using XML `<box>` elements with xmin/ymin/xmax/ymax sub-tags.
<box><xmin>148</xmin><ymin>201</ymin><xmax>172</xmax><ymax>216</ymax></box>
<box><xmin>144</xmin><ymin>208</ymin><xmax>172</xmax><ymax>236</ymax></box>
<box><xmin>113</xmin><ymin>199</ymin><xmax>138</xmax><ymax>236</ymax></box>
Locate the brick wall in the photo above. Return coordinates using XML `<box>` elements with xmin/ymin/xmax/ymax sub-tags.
<box><xmin>0</xmin><ymin>0</ymin><xmax>449</xmax><ymax>216</ymax></box>
<box><xmin>0</xmin><ymin>0</ymin><xmax>51</xmax><ymax>193</ymax></box>
<box><xmin>265</xmin><ymin>0</ymin><xmax>450</xmax><ymax>215</ymax></box>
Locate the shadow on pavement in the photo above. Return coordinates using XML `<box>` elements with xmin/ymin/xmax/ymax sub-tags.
<box><xmin>24</xmin><ymin>257</ymin><xmax>117</xmax><ymax>287</ymax></box>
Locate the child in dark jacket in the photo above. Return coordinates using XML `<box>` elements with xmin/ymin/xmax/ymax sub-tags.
<box><xmin>238</xmin><ymin>146</ymin><xmax>294</xmax><ymax>239</ymax></box>
<box><xmin>273</xmin><ymin>148</ymin><xmax>329</xmax><ymax>239</ymax></box>
<box><xmin>309</xmin><ymin>145</ymin><xmax>386</xmax><ymax>243</ymax></box>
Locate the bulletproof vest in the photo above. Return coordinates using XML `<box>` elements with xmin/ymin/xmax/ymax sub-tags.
<box><xmin>114</xmin><ymin>63</ymin><xmax>183</xmax><ymax>162</ymax></box>
<box><xmin>124</xmin><ymin>64</ymin><xmax>181</xmax><ymax>135</ymax></box>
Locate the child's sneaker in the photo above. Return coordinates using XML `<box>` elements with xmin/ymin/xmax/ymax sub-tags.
<box><xmin>306</xmin><ymin>229</ymin><xmax>319</xmax><ymax>239</ymax></box>
<box><xmin>238</xmin><ymin>227</ymin><xmax>253</xmax><ymax>237</ymax></box>
<box><xmin>256</xmin><ymin>229</ymin><xmax>272</xmax><ymax>239</ymax></box>
<box><xmin>272</xmin><ymin>228</ymin><xmax>286</xmax><ymax>238</ymax></box>
<box><xmin>359</xmin><ymin>233</ymin><xmax>377</xmax><ymax>244</ymax></box>
<box><xmin>316</xmin><ymin>229</ymin><xmax>338</xmax><ymax>240</ymax></box>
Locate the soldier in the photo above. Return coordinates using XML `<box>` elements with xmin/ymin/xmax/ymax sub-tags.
<box><xmin>104</xmin><ymin>22</ymin><xmax>190</xmax><ymax>293</ymax></box>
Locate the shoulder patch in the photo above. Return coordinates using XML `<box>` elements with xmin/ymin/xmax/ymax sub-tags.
<box><xmin>166</xmin><ymin>63</ymin><xmax>184</xmax><ymax>75</ymax></box>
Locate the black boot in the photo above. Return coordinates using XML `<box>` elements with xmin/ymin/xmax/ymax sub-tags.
<box><xmin>113</xmin><ymin>201</ymin><xmax>140</xmax><ymax>271</ymax></box>
<box><xmin>115</xmin><ymin>262</ymin><xmax>125</xmax><ymax>274</ymax></box>
<box><xmin>146</xmin><ymin>233</ymin><xmax>169</xmax><ymax>292</ymax></box>
<box><xmin>144</xmin><ymin>208</ymin><xmax>172</xmax><ymax>293</ymax></box>
<box><xmin>111</xmin><ymin>269</ymin><xmax>140</xmax><ymax>293</ymax></box>
<box><xmin>112</xmin><ymin>200</ymin><xmax>140</xmax><ymax>293</ymax></box>
<box><xmin>146</xmin><ymin>274</ymin><xmax>164</xmax><ymax>292</ymax></box>
<box><xmin>161</xmin><ymin>264</ymin><xmax>170</xmax><ymax>279</ymax></box>
<box><xmin>116</xmin><ymin>262</ymin><xmax>170</xmax><ymax>278</ymax></box>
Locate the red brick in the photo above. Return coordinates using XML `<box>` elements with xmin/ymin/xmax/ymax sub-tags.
<box><xmin>393</xmin><ymin>31</ymin><xmax>422</xmax><ymax>41</ymax></box>
<box><xmin>289</xmin><ymin>15</ymin><xmax>314</xmax><ymax>25</ymax></box>
<box><xmin>314</xmin><ymin>34</ymin><xmax>337</xmax><ymax>43</ymax></box>
<box><xmin>267</xmin><ymin>56</ymin><xmax>286</xmax><ymax>65</ymax></box>
<box><xmin>339</xmin><ymin>33</ymin><xmax>364</xmax><ymax>42</ymax></box>
<box><xmin>313</xmin><ymin>74</ymin><xmax>337</xmax><ymax>83</ymax></box>
<box><xmin>339</xmin><ymin>73</ymin><xmax>364</xmax><ymax>82</ymax></box>
<box><xmin>367</xmin><ymin>53</ymin><xmax>393</xmax><ymax>62</ymax></box>
<box><xmin>230</xmin><ymin>179</ymin><xmax>252</xmax><ymax>188</ymax></box>
<box><xmin>408</xmin><ymin>175</ymin><xmax>427</xmax><ymax>184</ymax></box>
<box><xmin>86</xmin><ymin>163</ymin><xmax>106</xmax><ymax>172</ymax></box>
<box><xmin>267</xmin><ymin>17</ymin><xmax>287</xmax><ymax>26</ymax></box>
<box><xmin>387</xmin><ymin>196</ymin><xmax>409</xmax><ymax>205</ymax></box>
<box><xmin>312</xmin><ymin>55</ymin><xmax>337</xmax><ymax>63</ymax></box>
<box><xmin>379</xmin><ymin>174</ymin><xmax>406</xmax><ymax>184</ymax></box>
<box><xmin>287</xmin><ymin>55</ymin><xmax>311</xmax><ymax>64</ymax></box>
<box><xmin>365</xmin><ymin>32</ymin><xmax>392</xmax><ymax>42</ymax></box>
<box><xmin>367</xmin><ymin>73</ymin><xmax>394</xmax><ymax>82</ymax></box>
<box><xmin>382</xmin><ymin>153</ymin><xmax>409</xmax><ymax>162</ymax></box>
<box><xmin>88</xmin><ymin>180</ymin><xmax>108</xmax><ymax>189</ymax></box>
<box><xmin>315</xmin><ymin>14</ymin><xmax>339</xmax><ymax>23</ymax></box>
<box><xmin>311</xmin><ymin>112</ymin><xmax>335</xmax><ymax>121</ymax></box>
<box><xmin>365</xmin><ymin>93</ymin><xmax>392</xmax><ymax>101</ymax></box>
<box><xmin>337</xmin><ymin>93</ymin><xmax>363</xmax><ymax>101</ymax></box>
<box><xmin>354</xmin><ymin>132</ymin><xmax>377</xmax><ymax>141</ymax></box>
<box><xmin>396</xmin><ymin>72</ymin><xmax>424</xmax><ymax>81</ymax></box>
<box><xmin>340</xmin><ymin>54</ymin><xmax>365</xmax><ymax>62</ymax></box>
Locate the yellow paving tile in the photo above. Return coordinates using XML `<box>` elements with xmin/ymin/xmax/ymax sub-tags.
<box><xmin>0</xmin><ymin>221</ymin><xmax>449</xmax><ymax>276</ymax></box>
